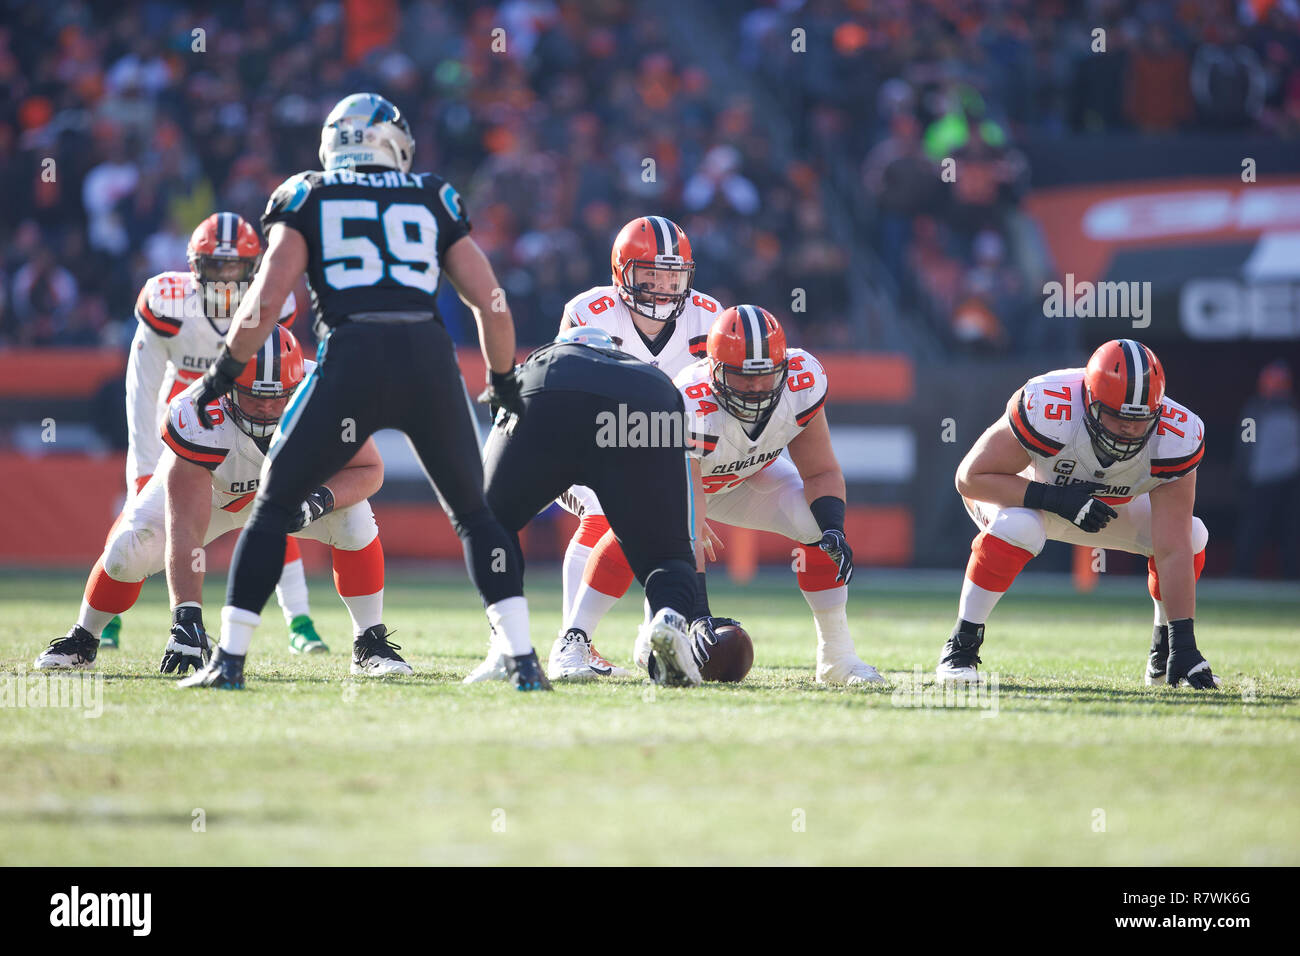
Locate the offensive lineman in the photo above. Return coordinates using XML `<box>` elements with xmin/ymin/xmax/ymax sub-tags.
<box><xmin>178</xmin><ymin>93</ymin><xmax>544</xmax><ymax>691</ymax></box>
<box><xmin>477</xmin><ymin>325</ymin><xmax>704</xmax><ymax>689</ymax></box>
<box><xmin>112</xmin><ymin>213</ymin><xmax>327</xmax><ymax>654</ymax></box>
<box><xmin>938</xmin><ymin>338</ymin><xmax>1220</xmax><ymax>689</ymax></box>
<box><xmin>656</xmin><ymin>305</ymin><xmax>884</xmax><ymax>685</ymax></box>
<box><xmin>535</xmin><ymin>216</ymin><xmax>725</xmax><ymax>681</ymax></box>
<box><xmin>35</xmin><ymin>327</ymin><xmax>392</xmax><ymax>678</ymax></box>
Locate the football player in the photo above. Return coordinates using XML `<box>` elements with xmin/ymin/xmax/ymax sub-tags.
<box><xmin>115</xmin><ymin>212</ymin><xmax>326</xmax><ymax>654</ymax></box>
<box><xmin>180</xmin><ymin>93</ymin><xmax>541</xmax><ymax>691</ymax></box>
<box><xmin>647</xmin><ymin>305</ymin><xmax>884</xmax><ymax>685</ymax></box>
<box><xmin>939</xmin><ymin>338</ymin><xmax>1219</xmax><ymax>689</ymax></box>
<box><xmin>35</xmin><ymin>327</ymin><xmax>395</xmax><ymax>680</ymax></box>
<box><xmin>538</xmin><ymin>216</ymin><xmax>726</xmax><ymax>681</ymax></box>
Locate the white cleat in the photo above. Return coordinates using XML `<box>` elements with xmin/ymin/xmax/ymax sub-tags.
<box><xmin>350</xmin><ymin>624</ymin><xmax>413</xmax><ymax>676</ymax></box>
<box><xmin>936</xmin><ymin>661</ymin><xmax>982</xmax><ymax>683</ymax></box>
<box><xmin>587</xmin><ymin>643</ymin><xmax>628</xmax><ymax>678</ymax></box>
<box><xmin>462</xmin><ymin>644</ymin><xmax>509</xmax><ymax>683</ymax></box>
<box><xmin>35</xmin><ymin>627</ymin><xmax>99</xmax><ymax>670</ymax></box>
<box><xmin>643</xmin><ymin>609</ymin><xmax>701</xmax><ymax>687</ymax></box>
<box><xmin>633</xmin><ymin>627</ymin><xmax>653</xmax><ymax>672</ymax></box>
<box><xmin>548</xmin><ymin>628</ymin><xmax>629</xmax><ymax>681</ymax></box>
<box><xmin>817</xmin><ymin>655</ymin><xmax>887</xmax><ymax>686</ymax></box>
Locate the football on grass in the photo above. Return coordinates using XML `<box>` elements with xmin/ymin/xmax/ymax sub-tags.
<box><xmin>700</xmin><ymin>623</ymin><xmax>754</xmax><ymax>683</ymax></box>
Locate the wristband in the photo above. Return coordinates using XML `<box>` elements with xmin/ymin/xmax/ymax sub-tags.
<box><xmin>809</xmin><ymin>496</ymin><xmax>846</xmax><ymax>534</ymax></box>
<box><xmin>1168</xmin><ymin>617</ymin><xmax>1196</xmax><ymax>652</ymax></box>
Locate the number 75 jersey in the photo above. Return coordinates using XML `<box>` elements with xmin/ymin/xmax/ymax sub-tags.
<box><xmin>1006</xmin><ymin>367</ymin><xmax>1205</xmax><ymax>505</ymax></box>
<box><xmin>263</xmin><ymin>167</ymin><xmax>472</xmax><ymax>330</ymax></box>
<box><xmin>674</xmin><ymin>348</ymin><xmax>829</xmax><ymax>496</ymax></box>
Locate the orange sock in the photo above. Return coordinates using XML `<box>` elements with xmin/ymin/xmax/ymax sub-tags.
<box><xmin>574</xmin><ymin>513</ymin><xmax>610</xmax><ymax>548</ymax></box>
<box><xmin>584</xmin><ymin>528</ymin><xmax>635</xmax><ymax>598</ymax></box>
<box><xmin>284</xmin><ymin>536</ymin><xmax>302</xmax><ymax>564</ymax></box>
<box><xmin>966</xmin><ymin>532</ymin><xmax>1034</xmax><ymax>593</ymax></box>
<box><xmin>83</xmin><ymin>557</ymin><xmax>144</xmax><ymax>615</ymax></box>
<box><xmin>794</xmin><ymin>544</ymin><xmax>842</xmax><ymax>592</ymax></box>
<box><xmin>1147</xmin><ymin>549</ymin><xmax>1206</xmax><ymax>601</ymax></box>
<box><xmin>332</xmin><ymin>537</ymin><xmax>385</xmax><ymax>597</ymax></box>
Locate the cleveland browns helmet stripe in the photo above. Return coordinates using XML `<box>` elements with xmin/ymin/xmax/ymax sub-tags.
<box><xmin>1083</xmin><ymin>338</ymin><xmax>1167</xmax><ymax>462</ymax></box>
<box><xmin>648</xmin><ymin>215</ymin><xmax>679</xmax><ymax>256</ymax></box>
<box><xmin>1120</xmin><ymin>338</ymin><xmax>1151</xmax><ymax>407</ymax></box>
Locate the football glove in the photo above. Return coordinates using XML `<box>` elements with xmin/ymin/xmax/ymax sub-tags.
<box><xmin>1166</xmin><ymin>619</ymin><xmax>1221</xmax><ymax>689</ymax></box>
<box><xmin>288</xmin><ymin>486</ymin><xmax>335</xmax><ymax>532</ymax></box>
<box><xmin>160</xmin><ymin>606</ymin><xmax>211</xmax><ymax>675</ymax></box>
<box><xmin>477</xmin><ymin>367</ymin><xmax>524</xmax><ymax>419</ymax></box>
<box><xmin>817</xmin><ymin>529</ymin><xmax>854</xmax><ymax>584</ymax></box>
<box><xmin>689</xmin><ymin>616</ymin><xmax>742</xmax><ymax>668</ymax></box>
<box><xmin>1024</xmin><ymin>480</ymin><xmax>1117</xmax><ymax>533</ymax></box>
<box><xmin>190</xmin><ymin>347</ymin><xmax>246</xmax><ymax>429</ymax></box>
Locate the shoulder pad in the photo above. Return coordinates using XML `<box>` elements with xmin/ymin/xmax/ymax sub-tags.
<box><xmin>1007</xmin><ymin>371</ymin><xmax>1080</xmax><ymax>456</ymax></box>
<box><xmin>437</xmin><ymin>179</ymin><xmax>467</xmax><ymax>223</ymax></box>
<box><xmin>1150</xmin><ymin>399</ymin><xmax>1205</xmax><ymax>479</ymax></box>
<box><xmin>563</xmin><ymin>287</ymin><xmax>620</xmax><ymax>328</ymax></box>
<box><xmin>161</xmin><ymin>392</ymin><xmax>232</xmax><ymax>470</ymax></box>
<box><xmin>786</xmin><ymin>348</ymin><xmax>829</xmax><ymax>427</ymax></box>
<box><xmin>135</xmin><ymin>273</ymin><xmax>189</xmax><ymax>338</ymax></box>
<box><xmin>685</xmin><ymin>288</ymin><xmax>723</xmax><ymax>357</ymax></box>
<box><xmin>675</xmin><ymin>359</ymin><xmax>721</xmax><ymax>457</ymax></box>
<box><xmin>264</xmin><ymin>172</ymin><xmax>314</xmax><ymax>218</ymax></box>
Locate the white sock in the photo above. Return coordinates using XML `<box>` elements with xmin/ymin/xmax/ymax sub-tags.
<box><xmin>341</xmin><ymin>589</ymin><xmax>384</xmax><ymax>636</ymax></box>
<box><xmin>561</xmin><ymin>539</ymin><xmax>592</xmax><ymax>622</ymax></box>
<box><xmin>802</xmin><ymin>585</ymin><xmax>855</xmax><ymax>660</ymax></box>
<box><xmin>76</xmin><ymin>601</ymin><xmax>117</xmax><ymax>639</ymax></box>
<box><xmin>486</xmin><ymin>596</ymin><xmax>531</xmax><ymax>656</ymax></box>
<box><xmin>957</xmin><ymin>577</ymin><xmax>1004</xmax><ymax>625</ymax></box>
<box><xmin>564</xmin><ymin>582</ymin><xmax>620</xmax><ymax>640</ymax></box>
<box><xmin>276</xmin><ymin>557</ymin><xmax>311</xmax><ymax>624</ymax></box>
<box><xmin>220</xmin><ymin>606</ymin><xmax>261</xmax><ymax>655</ymax></box>
<box><xmin>1153</xmin><ymin>597</ymin><xmax>1169</xmax><ymax>627</ymax></box>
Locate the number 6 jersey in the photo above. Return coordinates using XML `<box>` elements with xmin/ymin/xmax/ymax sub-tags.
<box><xmin>263</xmin><ymin>167</ymin><xmax>471</xmax><ymax>330</ymax></box>
<box><xmin>1006</xmin><ymin>367</ymin><xmax>1205</xmax><ymax>505</ymax></box>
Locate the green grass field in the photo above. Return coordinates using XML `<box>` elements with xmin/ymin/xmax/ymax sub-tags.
<box><xmin>1</xmin><ymin>567</ymin><xmax>1296</xmax><ymax>865</ymax></box>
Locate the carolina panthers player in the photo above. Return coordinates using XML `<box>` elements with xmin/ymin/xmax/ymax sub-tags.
<box><xmin>648</xmin><ymin>305</ymin><xmax>884</xmax><ymax>686</ymax></box>
<box><xmin>540</xmin><ymin>216</ymin><xmax>725</xmax><ymax>682</ymax></box>
<box><xmin>110</xmin><ymin>212</ymin><xmax>326</xmax><ymax>655</ymax></box>
<box><xmin>35</xmin><ymin>327</ymin><xmax>393</xmax><ymax>679</ymax></box>
<box><xmin>938</xmin><ymin>338</ymin><xmax>1220</xmax><ymax>689</ymax></box>
<box><xmin>179</xmin><ymin>93</ymin><xmax>544</xmax><ymax>691</ymax></box>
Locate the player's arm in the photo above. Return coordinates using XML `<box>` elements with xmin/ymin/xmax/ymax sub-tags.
<box><xmin>162</xmin><ymin>450</ymin><xmax>214</xmax><ymax>607</ymax></box>
<box><xmin>1150</xmin><ymin>469</ymin><xmax>1197</xmax><ymax>621</ymax></box>
<box><xmin>788</xmin><ymin>409</ymin><xmax>853</xmax><ymax>584</ymax></box>
<box><xmin>444</xmin><ymin>235</ymin><xmax>516</xmax><ymax>376</ymax></box>
<box><xmin>288</xmin><ymin>436</ymin><xmax>385</xmax><ymax>533</ymax></box>
<box><xmin>124</xmin><ymin>321</ymin><xmax>169</xmax><ymax>493</ymax></box>
<box><xmin>955</xmin><ymin>416</ymin><xmax>1035</xmax><ymax>507</ymax></box>
<box><xmin>189</xmin><ymin>224</ymin><xmax>308</xmax><ymax>426</ymax></box>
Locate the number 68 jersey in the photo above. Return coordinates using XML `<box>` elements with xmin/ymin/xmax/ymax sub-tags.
<box><xmin>1006</xmin><ymin>367</ymin><xmax>1205</xmax><ymax>505</ymax></box>
<box><xmin>674</xmin><ymin>348</ymin><xmax>829</xmax><ymax>495</ymax></box>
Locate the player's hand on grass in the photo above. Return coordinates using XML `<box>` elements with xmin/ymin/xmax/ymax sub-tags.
<box><xmin>701</xmin><ymin>521</ymin><xmax>725</xmax><ymax>563</ymax></box>
<box><xmin>191</xmin><ymin>347</ymin><xmax>246</xmax><ymax>428</ymax></box>
<box><xmin>689</xmin><ymin>616</ymin><xmax>741</xmax><ymax>668</ymax></box>
<box><xmin>160</xmin><ymin>606</ymin><xmax>211</xmax><ymax>675</ymax></box>
<box><xmin>1165</xmin><ymin>619</ymin><xmax>1221</xmax><ymax>689</ymax></box>
<box><xmin>818</xmin><ymin>529</ymin><xmax>853</xmax><ymax>584</ymax></box>
<box><xmin>1024</xmin><ymin>480</ymin><xmax>1117</xmax><ymax>533</ymax></box>
<box><xmin>288</xmin><ymin>487</ymin><xmax>335</xmax><ymax>532</ymax></box>
<box><xmin>478</xmin><ymin>367</ymin><xmax>523</xmax><ymax>419</ymax></box>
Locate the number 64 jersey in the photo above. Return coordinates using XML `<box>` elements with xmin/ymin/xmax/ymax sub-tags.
<box><xmin>675</xmin><ymin>349</ymin><xmax>829</xmax><ymax>496</ymax></box>
<box><xmin>1006</xmin><ymin>367</ymin><xmax>1205</xmax><ymax>504</ymax></box>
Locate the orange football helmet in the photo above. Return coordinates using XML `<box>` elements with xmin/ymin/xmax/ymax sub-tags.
<box><xmin>707</xmin><ymin>305</ymin><xmax>788</xmax><ymax>424</ymax></box>
<box><xmin>187</xmin><ymin>212</ymin><xmax>262</xmax><ymax>324</ymax></box>
<box><xmin>224</xmin><ymin>325</ymin><xmax>306</xmax><ymax>441</ymax></box>
<box><xmin>611</xmin><ymin>216</ymin><xmax>695</xmax><ymax>322</ymax></box>
<box><xmin>1082</xmin><ymin>338</ymin><xmax>1166</xmax><ymax>462</ymax></box>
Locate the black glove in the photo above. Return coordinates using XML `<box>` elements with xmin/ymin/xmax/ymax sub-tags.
<box><xmin>689</xmin><ymin>616</ymin><xmax>742</xmax><ymax>669</ymax></box>
<box><xmin>818</xmin><ymin>529</ymin><xmax>854</xmax><ymax>584</ymax></box>
<box><xmin>1166</xmin><ymin>618</ymin><xmax>1220</xmax><ymax>689</ymax></box>
<box><xmin>191</xmin><ymin>347</ymin><xmax>246</xmax><ymax>429</ymax></box>
<box><xmin>1024</xmin><ymin>480</ymin><xmax>1117</xmax><ymax>533</ymax></box>
<box><xmin>477</xmin><ymin>367</ymin><xmax>524</xmax><ymax>419</ymax></box>
<box><xmin>288</xmin><ymin>486</ymin><xmax>335</xmax><ymax>532</ymax></box>
<box><xmin>160</xmin><ymin>605</ymin><xmax>211</xmax><ymax>675</ymax></box>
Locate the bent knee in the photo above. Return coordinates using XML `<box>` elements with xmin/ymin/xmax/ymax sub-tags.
<box><xmin>989</xmin><ymin>507</ymin><xmax>1047</xmax><ymax>556</ymax></box>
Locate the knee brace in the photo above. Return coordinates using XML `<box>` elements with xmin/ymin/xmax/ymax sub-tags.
<box><xmin>988</xmin><ymin>507</ymin><xmax>1047</xmax><ymax>556</ymax></box>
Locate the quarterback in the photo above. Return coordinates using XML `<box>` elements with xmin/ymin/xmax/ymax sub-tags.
<box><xmin>115</xmin><ymin>212</ymin><xmax>327</xmax><ymax>654</ymax></box>
<box><xmin>643</xmin><ymin>305</ymin><xmax>884</xmax><ymax>685</ymax></box>
<box><xmin>35</xmin><ymin>327</ymin><xmax>398</xmax><ymax>679</ymax></box>
<box><xmin>938</xmin><ymin>338</ymin><xmax>1220</xmax><ymax>689</ymax></box>
<box><xmin>541</xmin><ymin>215</ymin><xmax>726</xmax><ymax>681</ymax></box>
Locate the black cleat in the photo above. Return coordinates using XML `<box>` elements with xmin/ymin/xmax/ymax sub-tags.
<box><xmin>936</xmin><ymin>621</ymin><xmax>984</xmax><ymax>683</ymax></box>
<box><xmin>505</xmin><ymin>650</ymin><xmax>552</xmax><ymax>692</ymax></box>
<box><xmin>1145</xmin><ymin>624</ymin><xmax>1168</xmax><ymax>686</ymax></box>
<box><xmin>35</xmin><ymin>626</ymin><xmax>99</xmax><ymax>670</ymax></box>
<box><xmin>352</xmin><ymin>624</ymin><xmax>413</xmax><ymax>676</ymax></box>
<box><xmin>177</xmin><ymin>647</ymin><xmax>245</xmax><ymax>689</ymax></box>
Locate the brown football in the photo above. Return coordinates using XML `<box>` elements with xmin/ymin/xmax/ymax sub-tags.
<box><xmin>700</xmin><ymin>623</ymin><xmax>754</xmax><ymax>683</ymax></box>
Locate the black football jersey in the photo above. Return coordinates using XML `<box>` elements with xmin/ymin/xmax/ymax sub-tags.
<box><xmin>262</xmin><ymin>166</ymin><xmax>471</xmax><ymax>330</ymax></box>
<box><xmin>517</xmin><ymin>342</ymin><xmax>684</xmax><ymax>411</ymax></box>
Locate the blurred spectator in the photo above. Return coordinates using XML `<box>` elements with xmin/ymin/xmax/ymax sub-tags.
<box><xmin>1124</xmin><ymin>22</ymin><xmax>1194</xmax><ymax>132</ymax></box>
<box><xmin>1234</xmin><ymin>361</ymin><xmax>1300</xmax><ymax>578</ymax></box>
<box><xmin>1190</xmin><ymin>21</ymin><xmax>1267</xmax><ymax>128</ymax></box>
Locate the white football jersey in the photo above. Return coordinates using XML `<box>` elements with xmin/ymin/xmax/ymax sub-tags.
<box><xmin>562</xmin><ymin>284</ymin><xmax>722</xmax><ymax>379</ymax></box>
<box><xmin>160</xmin><ymin>361</ymin><xmax>315</xmax><ymax>514</ymax></box>
<box><xmin>126</xmin><ymin>271</ymin><xmax>297</xmax><ymax>486</ymax></box>
<box><xmin>675</xmin><ymin>348</ymin><xmax>829</xmax><ymax>496</ymax></box>
<box><xmin>1007</xmin><ymin>367</ymin><xmax>1205</xmax><ymax>504</ymax></box>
